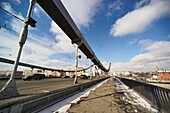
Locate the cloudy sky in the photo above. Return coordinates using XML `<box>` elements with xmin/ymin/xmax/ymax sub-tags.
<box><xmin>0</xmin><ymin>0</ymin><xmax>170</xmax><ymax>72</ymax></box>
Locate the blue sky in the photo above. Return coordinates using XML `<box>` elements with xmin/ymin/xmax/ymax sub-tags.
<box><xmin>0</xmin><ymin>0</ymin><xmax>170</xmax><ymax>72</ymax></box>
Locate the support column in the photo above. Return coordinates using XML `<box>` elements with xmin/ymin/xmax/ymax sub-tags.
<box><xmin>95</xmin><ymin>66</ymin><xmax>99</xmax><ymax>79</ymax></box>
<box><xmin>0</xmin><ymin>0</ymin><xmax>36</xmax><ymax>99</ymax></box>
<box><xmin>31</xmin><ymin>67</ymin><xmax>34</xmax><ymax>74</ymax></box>
<box><xmin>90</xmin><ymin>65</ymin><xmax>93</xmax><ymax>81</ymax></box>
<box><xmin>93</xmin><ymin>65</ymin><xmax>96</xmax><ymax>79</ymax></box>
<box><xmin>74</xmin><ymin>45</ymin><xmax>78</xmax><ymax>84</ymax></box>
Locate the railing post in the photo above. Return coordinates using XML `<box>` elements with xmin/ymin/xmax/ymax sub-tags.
<box><xmin>0</xmin><ymin>0</ymin><xmax>36</xmax><ymax>99</ymax></box>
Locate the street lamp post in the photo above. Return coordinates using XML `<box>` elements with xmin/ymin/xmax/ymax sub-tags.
<box><xmin>95</xmin><ymin>65</ymin><xmax>99</xmax><ymax>79</ymax></box>
<box><xmin>0</xmin><ymin>0</ymin><xmax>36</xmax><ymax>99</ymax></box>
<box><xmin>90</xmin><ymin>63</ymin><xmax>93</xmax><ymax>81</ymax></box>
<box><xmin>74</xmin><ymin>45</ymin><xmax>79</xmax><ymax>84</ymax></box>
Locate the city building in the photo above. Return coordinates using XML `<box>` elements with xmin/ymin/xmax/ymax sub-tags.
<box><xmin>112</xmin><ymin>71</ymin><xmax>130</xmax><ymax>77</ymax></box>
<box><xmin>157</xmin><ymin>70</ymin><xmax>170</xmax><ymax>82</ymax></box>
<box><xmin>0</xmin><ymin>70</ymin><xmax>23</xmax><ymax>78</ymax></box>
<box><xmin>23</xmin><ymin>69</ymin><xmax>64</xmax><ymax>77</ymax></box>
<box><xmin>66</xmin><ymin>67</ymin><xmax>85</xmax><ymax>76</ymax></box>
<box><xmin>153</xmin><ymin>67</ymin><xmax>170</xmax><ymax>82</ymax></box>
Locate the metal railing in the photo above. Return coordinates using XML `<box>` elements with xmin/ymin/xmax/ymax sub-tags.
<box><xmin>0</xmin><ymin>57</ymin><xmax>93</xmax><ymax>72</ymax></box>
<box><xmin>119</xmin><ymin>78</ymin><xmax>170</xmax><ymax>113</ymax></box>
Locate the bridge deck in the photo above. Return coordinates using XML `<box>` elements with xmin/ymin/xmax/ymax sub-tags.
<box><xmin>40</xmin><ymin>78</ymin><xmax>158</xmax><ymax>113</ymax></box>
<box><xmin>0</xmin><ymin>78</ymin><xmax>96</xmax><ymax>105</ymax></box>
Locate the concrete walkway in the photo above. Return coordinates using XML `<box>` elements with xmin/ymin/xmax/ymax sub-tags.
<box><xmin>67</xmin><ymin>78</ymin><xmax>158</xmax><ymax>113</ymax></box>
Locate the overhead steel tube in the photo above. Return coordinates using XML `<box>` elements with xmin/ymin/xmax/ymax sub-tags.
<box><xmin>36</xmin><ymin>0</ymin><xmax>111</xmax><ymax>72</ymax></box>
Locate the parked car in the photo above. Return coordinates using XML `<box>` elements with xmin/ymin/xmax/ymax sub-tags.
<box><xmin>62</xmin><ymin>75</ymin><xmax>70</xmax><ymax>78</ymax></box>
<box><xmin>80</xmin><ymin>74</ymin><xmax>88</xmax><ymax>79</ymax></box>
<box><xmin>22</xmin><ymin>74</ymin><xmax>45</xmax><ymax>81</ymax></box>
<box><xmin>70</xmin><ymin>75</ymin><xmax>75</xmax><ymax>78</ymax></box>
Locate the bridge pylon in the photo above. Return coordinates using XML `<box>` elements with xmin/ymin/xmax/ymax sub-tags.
<box><xmin>0</xmin><ymin>0</ymin><xmax>36</xmax><ymax>99</ymax></box>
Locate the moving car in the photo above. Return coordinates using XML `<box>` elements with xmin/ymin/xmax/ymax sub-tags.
<box><xmin>62</xmin><ymin>75</ymin><xmax>70</xmax><ymax>78</ymax></box>
<box><xmin>70</xmin><ymin>75</ymin><xmax>75</xmax><ymax>78</ymax></box>
<box><xmin>80</xmin><ymin>74</ymin><xmax>88</xmax><ymax>79</ymax></box>
<box><xmin>22</xmin><ymin>74</ymin><xmax>45</xmax><ymax>81</ymax></box>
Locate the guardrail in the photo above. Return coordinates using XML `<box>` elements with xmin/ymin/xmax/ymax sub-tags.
<box><xmin>0</xmin><ymin>57</ymin><xmax>93</xmax><ymax>72</ymax></box>
<box><xmin>0</xmin><ymin>77</ymin><xmax>109</xmax><ymax>113</ymax></box>
<box><xmin>119</xmin><ymin>78</ymin><xmax>170</xmax><ymax>113</ymax></box>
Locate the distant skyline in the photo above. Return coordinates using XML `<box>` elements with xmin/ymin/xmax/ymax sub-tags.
<box><xmin>0</xmin><ymin>0</ymin><xmax>170</xmax><ymax>72</ymax></box>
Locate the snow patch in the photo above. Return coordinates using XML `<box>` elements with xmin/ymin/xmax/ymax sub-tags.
<box><xmin>39</xmin><ymin>78</ymin><xmax>109</xmax><ymax>113</ymax></box>
<box><xmin>114</xmin><ymin>78</ymin><xmax>159</xmax><ymax>113</ymax></box>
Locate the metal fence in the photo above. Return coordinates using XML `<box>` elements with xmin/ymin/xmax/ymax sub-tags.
<box><xmin>119</xmin><ymin>78</ymin><xmax>170</xmax><ymax>113</ymax></box>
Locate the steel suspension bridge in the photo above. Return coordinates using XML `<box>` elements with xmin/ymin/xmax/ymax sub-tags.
<box><xmin>0</xmin><ymin>1</ymin><xmax>169</xmax><ymax>113</ymax></box>
<box><xmin>0</xmin><ymin>0</ymin><xmax>111</xmax><ymax>99</ymax></box>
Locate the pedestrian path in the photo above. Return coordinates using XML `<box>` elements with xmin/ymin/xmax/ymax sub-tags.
<box><xmin>40</xmin><ymin>78</ymin><xmax>159</xmax><ymax>113</ymax></box>
<box><xmin>39</xmin><ymin>78</ymin><xmax>108</xmax><ymax>113</ymax></box>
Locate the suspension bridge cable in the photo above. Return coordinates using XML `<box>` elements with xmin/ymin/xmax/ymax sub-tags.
<box><xmin>0</xmin><ymin>6</ymin><xmax>24</xmax><ymax>22</ymax></box>
<box><xmin>0</xmin><ymin>3</ymin><xmax>65</xmax><ymax>56</ymax></box>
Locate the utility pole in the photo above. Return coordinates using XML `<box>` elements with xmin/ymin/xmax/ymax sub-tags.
<box><xmin>95</xmin><ymin>65</ymin><xmax>99</xmax><ymax>79</ymax></box>
<box><xmin>0</xmin><ymin>0</ymin><xmax>36</xmax><ymax>99</ymax></box>
<box><xmin>90</xmin><ymin>64</ymin><xmax>93</xmax><ymax>80</ymax></box>
<box><xmin>93</xmin><ymin>65</ymin><xmax>96</xmax><ymax>79</ymax></box>
<box><xmin>74</xmin><ymin>45</ymin><xmax>80</xmax><ymax>84</ymax></box>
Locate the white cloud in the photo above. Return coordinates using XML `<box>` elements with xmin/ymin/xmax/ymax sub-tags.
<box><xmin>168</xmin><ymin>34</ymin><xmax>170</xmax><ymax>39</ymax></box>
<box><xmin>0</xmin><ymin>23</ymin><xmax>95</xmax><ymax>71</ymax></box>
<box><xmin>22</xmin><ymin>39</ymin><xmax>55</xmax><ymax>63</ymax></box>
<box><xmin>108</xmin><ymin>0</ymin><xmax>123</xmax><ymax>10</ymax></box>
<box><xmin>0</xmin><ymin>21</ymin><xmax>92</xmax><ymax>71</ymax></box>
<box><xmin>110</xmin><ymin>0</ymin><xmax>170</xmax><ymax>37</ymax></box>
<box><xmin>78</xmin><ymin>50</ymin><xmax>92</xmax><ymax>68</ymax></box>
<box><xmin>46</xmin><ymin>0</ymin><xmax>104</xmax><ymax>68</ymax></box>
<box><xmin>107</xmin><ymin>0</ymin><xmax>123</xmax><ymax>17</ymax></box>
<box><xmin>61</xmin><ymin>0</ymin><xmax>102</xmax><ymax>28</ymax></box>
<box><xmin>49</xmin><ymin>0</ymin><xmax>103</xmax><ymax>53</ymax></box>
<box><xmin>0</xmin><ymin>3</ymin><xmax>54</xmax><ymax>68</ymax></box>
<box><xmin>10</xmin><ymin>19</ymin><xmax>24</xmax><ymax>33</ymax></box>
<box><xmin>33</xmin><ymin>4</ymin><xmax>49</xmax><ymax>18</ymax></box>
<box><xmin>13</xmin><ymin>0</ymin><xmax>21</xmax><ymax>4</ymax></box>
<box><xmin>41</xmin><ymin>59</ymin><xmax>73</xmax><ymax>69</ymax></box>
<box><xmin>0</xmin><ymin>29</ymin><xmax>32</xmax><ymax>71</ymax></box>
<box><xmin>33</xmin><ymin>6</ymin><xmax>40</xmax><ymax>16</ymax></box>
<box><xmin>135</xmin><ymin>0</ymin><xmax>150</xmax><ymax>9</ymax></box>
<box><xmin>128</xmin><ymin>39</ymin><xmax>138</xmax><ymax>46</ymax></box>
<box><xmin>50</xmin><ymin>21</ymin><xmax>75</xmax><ymax>53</ymax></box>
<box><xmin>49</xmin><ymin>22</ymin><xmax>92</xmax><ymax>68</ymax></box>
<box><xmin>1</xmin><ymin>2</ymin><xmax>24</xmax><ymax>33</ymax></box>
<box><xmin>0</xmin><ymin>29</ymin><xmax>18</xmax><ymax>59</ymax></box>
<box><xmin>0</xmin><ymin>0</ymin><xmax>103</xmax><ymax>71</ymax></box>
<box><xmin>138</xmin><ymin>39</ymin><xmax>153</xmax><ymax>52</ymax></box>
<box><xmin>106</xmin><ymin>12</ymin><xmax>113</xmax><ymax>17</ymax></box>
<box><xmin>0</xmin><ymin>29</ymin><xmax>75</xmax><ymax>70</ymax></box>
<box><xmin>110</xmin><ymin>40</ymin><xmax>170</xmax><ymax>72</ymax></box>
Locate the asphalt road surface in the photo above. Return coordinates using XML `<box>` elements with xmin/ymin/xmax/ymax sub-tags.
<box><xmin>0</xmin><ymin>78</ymin><xmax>92</xmax><ymax>94</ymax></box>
<box><xmin>0</xmin><ymin>77</ymin><xmax>102</xmax><ymax>105</ymax></box>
